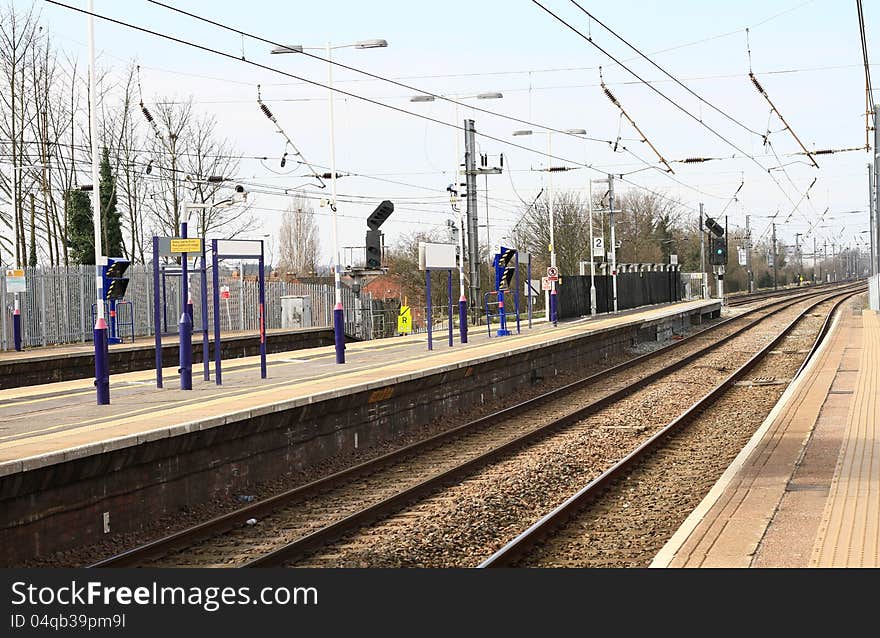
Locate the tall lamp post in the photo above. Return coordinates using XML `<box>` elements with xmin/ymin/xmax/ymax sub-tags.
<box><xmin>511</xmin><ymin>128</ymin><xmax>586</xmax><ymax>326</ymax></box>
<box><xmin>272</xmin><ymin>38</ymin><xmax>388</xmax><ymax>364</ymax></box>
<box><xmin>87</xmin><ymin>0</ymin><xmax>109</xmax><ymax>404</ymax></box>
<box><xmin>410</xmin><ymin>92</ymin><xmax>503</xmax><ymax>343</ymax></box>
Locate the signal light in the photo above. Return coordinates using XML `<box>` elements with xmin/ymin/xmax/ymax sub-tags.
<box><xmin>366</xmin><ymin>230</ymin><xmax>382</xmax><ymax>269</ymax></box>
<box><xmin>704</xmin><ymin>216</ymin><xmax>725</xmax><ymax>238</ymax></box>
<box><xmin>367</xmin><ymin>200</ymin><xmax>394</xmax><ymax>230</ymax></box>
<box><xmin>102</xmin><ymin>257</ymin><xmax>130</xmax><ymax>301</ymax></box>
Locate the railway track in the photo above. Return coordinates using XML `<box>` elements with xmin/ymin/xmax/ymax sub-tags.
<box><xmin>480</xmin><ymin>288</ymin><xmax>859</xmax><ymax>567</ymax></box>
<box><xmin>725</xmin><ymin>280</ymin><xmax>850</xmax><ymax>307</ymax></box>
<box><xmin>90</xmin><ymin>283</ymin><xmax>863</xmax><ymax>568</ymax></box>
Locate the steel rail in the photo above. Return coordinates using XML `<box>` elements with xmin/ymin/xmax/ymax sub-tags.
<box><xmin>90</xmin><ymin>283</ymin><xmax>861</xmax><ymax>568</ymax></box>
<box><xmin>478</xmin><ymin>287</ymin><xmax>861</xmax><ymax>567</ymax></box>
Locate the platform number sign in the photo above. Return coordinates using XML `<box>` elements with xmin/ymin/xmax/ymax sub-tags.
<box><xmin>593</xmin><ymin>236</ymin><xmax>604</xmax><ymax>253</ymax></box>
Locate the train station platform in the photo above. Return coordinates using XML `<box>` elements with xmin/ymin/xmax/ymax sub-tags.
<box><xmin>0</xmin><ymin>325</ymin><xmax>341</xmax><ymax>390</ymax></box>
<box><xmin>0</xmin><ymin>298</ymin><xmax>719</xmax><ymax>564</ymax></box>
<box><xmin>652</xmin><ymin>296</ymin><xmax>879</xmax><ymax>568</ymax></box>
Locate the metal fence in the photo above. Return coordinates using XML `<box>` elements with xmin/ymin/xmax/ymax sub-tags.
<box><xmin>0</xmin><ymin>265</ymin><xmax>376</xmax><ymax>350</ymax></box>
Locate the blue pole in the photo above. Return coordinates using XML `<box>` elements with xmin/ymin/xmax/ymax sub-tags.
<box><xmin>152</xmin><ymin>237</ymin><xmax>162</xmax><ymax>388</ymax></box>
<box><xmin>12</xmin><ymin>306</ymin><xmax>21</xmax><ymax>351</ymax></box>
<box><xmin>200</xmin><ymin>239</ymin><xmax>210</xmax><ymax>381</ymax></box>
<box><xmin>211</xmin><ymin>240</ymin><xmax>222</xmax><ymax>385</ymax></box>
<box><xmin>447</xmin><ymin>269</ymin><xmax>453</xmax><ymax>347</ymax></box>
<box><xmin>514</xmin><ymin>252</ymin><xmax>521</xmax><ymax>335</ymax></box>
<box><xmin>94</xmin><ymin>321</ymin><xmax>109</xmax><ymax>403</ymax></box>
<box><xmin>426</xmin><ymin>269</ymin><xmax>433</xmax><ymax>351</ymax></box>
<box><xmin>259</xmin><ymin>245</ymin><xmax>267</xmax><ymax>379</ymax></box>
<box><xmin>179</xmin><ymin>221</ymin><xmax>192</xmax><ymax>390</ymax></box>
<box><xmin>527</xmin><ymin>254</ymin><xmax>532</xmax><ymax>329</ymax></box>
<box><xmin>458</xmin><ymin>295</ymin><xmax>468</xmax><ymax>344</ymax></box>
<box><xmin>550</xmin><ymin>288</ymin><xmax>558</xmax><ymax>326</ymax></box>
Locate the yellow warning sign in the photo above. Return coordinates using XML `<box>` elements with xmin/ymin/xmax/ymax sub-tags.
<box><xmin>170</xmin><ymin>238</ymin><xmax>203</xmax><ymax>253</ymax></box>
<box><xmin>397</xmin><ymin>305</ymin><xmax>412</xmax><ymax>335</ymax></box>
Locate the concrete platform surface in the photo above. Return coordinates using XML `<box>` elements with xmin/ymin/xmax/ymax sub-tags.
<box><xmin>652</xmin><ymin>297</ymin><xmax>879</xmax><ymax>568</ymax></box>
<box><xmin>0</xmin><ymin>299</ymin><xmax>718</xmax><ymax>477</ymax></box>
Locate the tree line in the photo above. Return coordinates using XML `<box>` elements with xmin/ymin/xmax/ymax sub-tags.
<box><xmin>0</xmin><ymin>2</ymin><xmax>253</xmax><ymax>269</ymax></box>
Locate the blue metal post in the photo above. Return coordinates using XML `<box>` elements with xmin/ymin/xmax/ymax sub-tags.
<box><xmin>458</xmin><ymin>296</ymin><xmax>468</xmax><ymax>344</ymax></box>
<box><xmin>426</xmin><ymin>268</ymin><xmax>433</xmax><ymax>351</ymax></box>
<box><xmin>179</xmin><ymin>222</ymin><xmax>192</xmax><ymax>390</ymax></box>
<box><xmin>496</xmin><ymin>288</ymin><xmax>510</xmax><ymax>337</ymax></box>
<box><xmin>333</xmin><ymin>304</ymin><xmax>346</xmax><ymax>364</ymax></box>
<box><xmin>200</xmin><ymin>242</ymin><xmax>210</xmax><ymax>381</ymax></box>
<box><xmin>514</xmin><ymin>252</ymin><xmax>521</xmax><ymax>334</ymax></box>
<box><xmin>550</xmin><ymin>288</ymin><xmax>558</xmax><ymax>326</ymax></box>
<box><xmin>258</xmin><ymin>245</ymin><xmax>267</xmax><ymax>379</ymax></box>
<box><xmin>211</xmin><ymin>240</ymin><xmax>222</xmax><ymax>385</ymax></box>
<box><xmin>527</xmin><ymin>254</ymin><xmax>532</xmax><ymax>329</ymax></box>
<box><xmin>12</xmin><ymin>306</ymin><xmax>21</xmax><ymax>351</ymax></box>
<box><xmin>152</xmin><ymin>237</ymin><xmax>162</xmax><ymax>388</ymax></box>
<box><xmin>447</xmin><ymin>270</ymin><xmax>453</xmax><ymax>347</ymax></box>
<box><xmin>94</xmin><ymin>321</ymin><xmax>109</xmax><ymax>403</ymax></box>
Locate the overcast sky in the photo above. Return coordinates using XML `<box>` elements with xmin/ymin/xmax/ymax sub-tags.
<box><xmin>40</xmin><ymin>0</ymin><xmax>878</xmax><ymax>261</ymax></box>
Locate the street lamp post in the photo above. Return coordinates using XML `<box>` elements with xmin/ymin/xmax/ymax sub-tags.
<box><xmin>87</xmin><ymin>0</ymin><xmax>109</xmax><ymax>404</ymax></box>
<box><xmin>273</xmin><ymin>38</ymin><xmax>388</xmax><ymax>364</ymax></box>
<box><xmin>410</xmin><ymin>92</ymin><xmax>503</xmax><ymax>343</ymax></box>
<box><xmin>512</xmin><ymin>128</ymin><xmax>586</xmax><ymax>326</ymax></box>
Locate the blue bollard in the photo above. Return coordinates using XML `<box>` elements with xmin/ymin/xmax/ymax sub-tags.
<box><xmin>459</xmin><ymin>297</ymin><xmax>468</xmax><ymax>344</ymax></box>
<box><xmin>94</xmin><ymin>316</ymin><xmax>110</xmax><ymax>404</ymax></box>
<box><xmin>333</xmin><ymin>305</ymin><xmax>346</xmax><ymax>363</ymax></box>
<box><xmin>12</xmin><ymin>308</ymin><xmax>21</xmax><ymax>351</ymax></box>
<box><xmin>550</xmin><ymin>288</ymin><xmax>558</xmax><ymax>327</ymax></box>
<box><xmin>179</xmin><ymin>311</ymin><xmax>193</xmax><ymax>390</ymax></box>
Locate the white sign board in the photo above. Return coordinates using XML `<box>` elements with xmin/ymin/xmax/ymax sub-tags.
<box><xmin>525</xmin><ymin>279</ymin><xmax>541</xmax><ymax>297</ymax></box>
<box><xmin>541</xmin><ymin>277</ymin><xmax>552</xmax><ymax>291</ymax></box>
<box><xmin>418</xmin><ymin>242</ymin><xmax>457</xmax><ymax>270</ymax></box>
<box><xmin>593</xmin><ymin>236</ymin><xmax>605</xmax><ymax>252</ymax></box>
<box><xmin>215</xmin><ymin>239</ymin><xmax>263</xmax><ymax>257</ymax></box>
<box><xmin>4</xmin><ymin>269</ymin><xmax>25</xmax><ymax>293</ymax></box>
<box><xmin>738</xmin><ymin>247</ymin><xmax>747</xmax><ymax>266</ymax></box>
<box><xmin>670</xmin><ymin>254</ymin><xmax>678</xmax><ymax>265</ymax></box>
<box><xmin>546</xmin><ymin>266</ymin><xmax>559</xmax><ymax>280</ymax></box>
<box><xmin>767</xmin><ymin>251</ymin><xmax>774</xmax><ymax>267</ymax></box>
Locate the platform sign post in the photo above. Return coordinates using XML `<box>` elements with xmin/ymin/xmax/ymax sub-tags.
<box><xmin>5</xmin><ymin>269</ymin><xmax>25</xmax><ymax>351</ymax></box>
<box><xmin>201</xmin><ymin>238</ymin><xmax>210</xmax><ymax>381</ymax></box>
<box><xmin>426</xmin><ymin>268</ymin><xmax>433</xmax><ymax>351</ymax></box>
<box><xmin>258</xmin><ymin>243</ymin><xmax>267</xmax><ymax>379</ymax></box>
<box><xmin>514</xmin><ymin>251</ymin><xmax>521</xmax><ymax>335</ymax></box>
<box><xmin>212</xmin><ymin>240</ymin><xmax>222</xmax><ymax>386</ymax></box>
<box><xmin>211</xmin><ymin>239</ymin><xmax>267</xmax><ymax>384</ymax></box>
<box><xmin>152</xmin><ymin>237</ymin><xmax>162</xmax><ymax>388</ymax></box>
<box><xmin>178</xmin><ymin>222</ymin><xmax>193</xmax><ymax>391</ymax></box>
<box><xmin>447</xmin><ymin>269</ymin><xmax>453</xmax><ymax>347</ymax></box>
<box><xmin>527</xmin><ymin>253</ymin><xmax>532</xmax><ymax>329</ymax></box>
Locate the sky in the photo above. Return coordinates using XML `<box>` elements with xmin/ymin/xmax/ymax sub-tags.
<box><xmin>36</xmin><ymin>0</ymin><xmax>880</xmax><ymax>263</ymax></box>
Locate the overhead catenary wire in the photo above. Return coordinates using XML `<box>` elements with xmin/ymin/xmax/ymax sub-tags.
<box><xmin>599</xmin><ymin>66</ymin><xmax>674</xmax><ymax>173</ymax></box>
<box><xmin>748</xmin><ymin>71</ymin><xmax>820</xmax><ymax>168</ymax></box>
<box><xmin>46</xmin><ymin>0</ymin><xmax>727</xmax><ymax>215</ymax></box>
<box><xmin>529</xmin><ymin>0</ymin><xmax>821</xmax><ymax>235</ymax></box>
<box><xmin>256</xmin><ymin>84</ymin><xmax>326</xmax><ymax>189</ymax></box>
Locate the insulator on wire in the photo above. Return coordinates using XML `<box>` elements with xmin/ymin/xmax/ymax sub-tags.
<box><xmin>280</xmin><ymin>152</ymin><xmax>287</xmax><ymax>168</ymax></box>
<box><xmin>682</xmin><ymin>157</ymin><xmax>710</xmax><ymax>163</ymax></box>
<box><xmin>259</xmin><ymin>102</ymin><xmax>274</xmax><ymax>120</ymax></box>
<box><xmin>140</xmin><ymin>103</ymin><xmax>154</xmax><ymax>123</ymax></box>
<box><xmin>602</xmin><ymin>86</ymin><xmax>620</xmax><ymax>106</ymax></box>
<box><xmin>749</xmin><ymin>73</ymin><xmax>765</xmax><ymax>95</ymax></box>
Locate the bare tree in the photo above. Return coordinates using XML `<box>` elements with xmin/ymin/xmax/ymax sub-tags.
<box><xmin>277</xmin><ymin>196</ymin><xmax>320</xmax><ymax>276</ymax></box>
<box><xmin>142</xmin><ymin>97</ymin><xmax>253</xmax><ymax>240</ymax></box>
<box><xmin>0</xmin><ymin>2</ymin><xmax>40</xmax><ymax>265</ymax></box>
<box><xmin>511</xmin><ymin>190</ymin><xmax>592</xmax><ymax>275</ymax></box>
